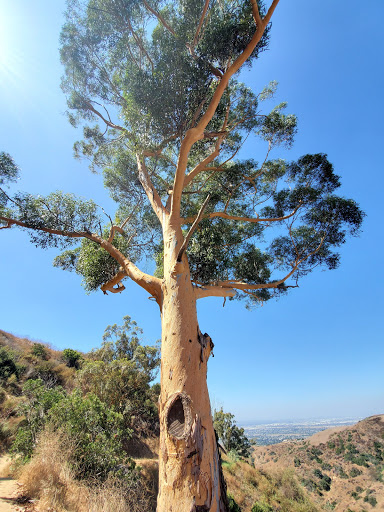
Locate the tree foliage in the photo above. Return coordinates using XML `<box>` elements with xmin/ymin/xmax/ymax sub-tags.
<box><xmin>0</xmin><ymin>1</ymin><xmax>364</xmax><ymax>306</ymax></box>
<box><xmin>63</xmin><ymin>347</ymin><xmax>83</xmax><ymax>368</ymax></box>
<box><xmin>79</xmin><ymin>316</ymin><xmax>160</xmax><ymax>433</ymax></box>
<box><xmin>11</xmin><ymin>315</ymin><xmax>158</xmax><ymax>476</ymax></box>
<box><xmin>214</xmin><ymin>407</ymin><xmax>251</xmax><ymax>458</ymax></box>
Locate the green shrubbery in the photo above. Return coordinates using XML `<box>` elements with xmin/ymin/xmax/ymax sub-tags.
<box><xmin>62</xmin><ymin>348</ymin><xmax>82</xmax><ymax>368</ymax></box>
<box><xmin>31</xmin><ymin>343</ymin><xmax>48</xmax><ymax>360</ymax></box>
<box><xmin>50</xmin><ymin>390</ymin><xmax>132</xmax><ymax>480</ymax></box>
<box><xmin>0</xmin><ymin>346</ymin><xmax>20</xmax><ymax>381</ymax></box>
<box><xmin>7</xmin><ymin>316</ymin><xmax>160</xmax><ymax>486</ymax></box>
<box><xmin>252</xmin><ymin>502</ymin><xmax>273</xmax><ymax>512</ymax></box>
<box><xmin>214</xmin><ymin>408</ymin><xmax>251</xmax><ymax>458</ymax></box>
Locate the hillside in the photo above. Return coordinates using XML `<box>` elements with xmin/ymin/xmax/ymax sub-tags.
<box><xmin>1</xmin><ymin>329</ymin><xmax>382</xmax><ymax>512</ymax></box>
<box><xmin>253</xmin><ymin>415</ymin><xmax>384</xmax><ymax>511</ymax></box>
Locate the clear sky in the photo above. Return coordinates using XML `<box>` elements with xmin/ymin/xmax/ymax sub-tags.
<box><xmin>0</xmin><ymin>0</ymin><xmax>383</xmax><ymax>423</ymax></box>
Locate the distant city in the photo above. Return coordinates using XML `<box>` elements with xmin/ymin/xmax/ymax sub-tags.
<box><xmin>241</xmin><ymin>418</ymin><xmax>361</xmax><ymax>446</ymax></box>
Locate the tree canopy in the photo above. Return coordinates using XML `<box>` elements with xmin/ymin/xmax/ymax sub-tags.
<box><xmin>0</xmin><ymin>0</ymin><xmax>364</xmax><ymax>304</ymax></box>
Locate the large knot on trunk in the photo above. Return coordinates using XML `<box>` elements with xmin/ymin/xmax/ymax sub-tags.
<box><xmin>197</xmin><ymin>329</ymin><xmax>214</xmax><ymax>363</ymax></box>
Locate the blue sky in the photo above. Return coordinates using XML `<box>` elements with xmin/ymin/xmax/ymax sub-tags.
<box><xmin>0</xmin><ymin>0</ymin><xmax>383</xmax><ymax>423</ymax></box>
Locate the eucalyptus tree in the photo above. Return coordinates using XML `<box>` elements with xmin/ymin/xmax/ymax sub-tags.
<box><xmin>0</xmin><ymin>0</ymin><xmax>364</xmax><ymax>510</ymax></box>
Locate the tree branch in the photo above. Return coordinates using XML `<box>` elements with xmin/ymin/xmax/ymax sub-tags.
<box><xmin>142</xmin><ymin>0</ymin><xmax>177</xmax><ymax>37</ymax></box>
<box><xmin>192</xmin><ymin>0</ymin><xmax>211</xmax><ymax>50</ymax></box>
<box><xmin>177</xmin><ymin>194</ymin><xmax>210</xmax><ymax>262</ymax></box>
<box><xmin>136</xmin><ymin>154</ymin><xmax>166</xmax><ymax>224</ymax></box>
<box><xmin>205</xmin><ymin>233</ymin><xmax>326</xmax><ymax>297</ymax></box>
<box><xmin>0</xmin><ymin>221</ymin><xmax>12</xmax><ymax>230</ymax></box>
<box><xmin>125</xmin><ymin>16</ymin><xmax>154</xmax><ymax>73</ymax></box>
<box><xmin>183</xmin><ymin>204</ymin><xmax>303</xmax><ymax>225</ymax></box>
<box><xmin>101</xmin><ymin>270</ymin><xmax>127</xmax><ymax>294</ymax></box>
<box><xmin>0</xmin><ymin>215</ymin><xmax>162</xmax><ymax>301</ymax></box>
<box><xmin>263</xmin><ymin>0</ymin><xmax>281</xmax><ymax>26</ymax></box>
<box><xmin>170</xmin><ymin>3</ymin><xmax>279</xmax><ymax>219</ymax></box>
<box><xmin>108</xmin><ymin>225</ymin><xmax>125</xmax><ymax>243</ymax></box>
<box><xmin>84</xmin><ymin>100</ymin><xmax>128</xmax><ymax>133</ymax></box>
<box><xmin>250</xmin><ymin>0</ymin><xmax>263</xmax><ymax>27</ymax></box>
<box><xmin>195</xmin><ymin>284</ymin><xmax>237</xmax><ymax>300</ymax></box>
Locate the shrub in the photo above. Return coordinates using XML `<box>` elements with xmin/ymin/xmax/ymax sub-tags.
<box><xmin>0</xmin><ymin>347</ymin><xmax>18</xmax><ymax>381</ymax></box>
<box><xmin>77</xmin><ymin>358</ymin><xmax>158</xmax><ymax>435</ymax></box>
<box><xmin>228</xmin><ymin>493</ymin><xmax>242</xmax><ymax>512</ymax></box>
<box><xmin>0</xmin><ymin>422</ymin><xmax>12</xmax><ymax>448</ymax></box>
<box><xmin>18</xmin><ymin>429</ymin><xmax>154</xmax><ymax>512</ymax></box>
<box><xmin>62</xmin><ymin>348</ymin><xmax>82</xmax><ymax>368</ymax></box>
<box><xmin>31</xmin><ymin>343</ymin><xmax>48</xmax><ymax>360</ymax></box>
<box><xmin>32</xmin><ymin>361</ymin><xmax>61</xmax><ymax>387</ymax></box>
<box><xmin>350</xmin><ymin>467</ymin><xmax>362</xmax><ymax>478</ymax></box>
<box><xmin>49</xmin><ymin>389</ymin><xmax>133</xmax><ymax>480</ymax></box>
<box><xmin>251</xmin><ymin>502</ymin><xmax>273</xmax><ymax>512</ymax></box>
<box><xmin>334</xmin><ymin>465</ymin><xmax>348</xmax><ymax>479</ymax></box>
<box><xmin>12</xmin><ymin>379</ymin><xmax>66</xmax><ymax>458</ymax></box>
<box><xmin>363</xmin><ymin>494</ymin><xmax>377</xmax><ymax>507</ymax></box>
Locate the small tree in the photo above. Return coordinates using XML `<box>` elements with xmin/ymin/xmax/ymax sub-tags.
<box><xmin>214</xmin><ymin>408</ymin><xmax>251</xmax><ymax>458</ymax></box>
<box><xmin>91</xmin><ymin>315</ymin><xmax>160</xmax><ymax>381</ymax></box>
<box><xmin>0</xmin><ymin>1</ymin><xmax>364</xmax><ymax>510</ymax></box>
<box><xmin>62</xmin><ymin>348</ymin><xmax>82</xmax><ymax>368</ymax></box>
<box><xmin>80</xmin><ymin>316</ymin><xmax>160</xmax><ymax>434</ymax></box>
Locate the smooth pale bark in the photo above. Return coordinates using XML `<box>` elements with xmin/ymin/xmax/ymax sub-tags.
<box><xmin>157</xmin><ymin>221</ymin><xmax>227</xmax><ymax>512</ymax></box>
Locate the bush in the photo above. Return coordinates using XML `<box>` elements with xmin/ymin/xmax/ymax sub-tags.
<box><xmin>334</xmin><ymin>465</ymin><xmax>348</xmax><ymax>479</ymax></box>
<box><xmin>364</xmin><ymin>494</ymin><xmax>377</xmax><ymax>507</ymax></box>
<box><xmin>0</xmin><ymin>422</ymin><xmax>12</xmax><ymax>448</ymax></box>
<box><xmin>31</xmin><ymin>343</ymin><xmax>48</xmax><ymax>360</ymax></box>
<box><xmin>228</xmin><ymin>493</ymin><xmax>242</xmax><ymax>512</ymax></box>
<box><xmin>49</xmin><ymin>389</ymin><xmax>133</xmax><ymax>480</ymax></box>
<box><xmin>12</xmin><ymin>380</ymin><xmax>135</xmax><ymax>481</ymax></box>
<box><xmin>77</xmin><ymin>359</ymin><xmax>158</xmax><ymax>435</ymax></box>
<box><xmin>350</xmin><ymin>467</ymin><xmax>362</xmax><ymax>478</ymax></box>
<box><xmin>313</xmin><ymin>469</ymin><xmax>332</xmax><ymax>491</ymax></box>
<box><xmin>252</xmin><ymin>502</ymin><xmax>273</xmax><ymax>512</ymax></box>
<box><xmin>0</xmin><ymin>347</ymin><xmax>18</xmax><ymax>381</ymax></box>
<box><xmin>18</xmin><ymin>429</ymin><xmax>154</xmax><ymax>512</ymax></box>
<box><xmin>12</xmin><ymin>379</ymin><xmax>66</xmax><ymax>458</ymax></box>
<box><xmin>62</xmin><ymin>348</ymin><xmax>82</xmax><ymax>368</ymax></box>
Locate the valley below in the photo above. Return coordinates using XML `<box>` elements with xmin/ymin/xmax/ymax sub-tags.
<box><xmin>242</xmin><ymin>418</ymin><xmax>361</xmax><ymax>446</ymax></box>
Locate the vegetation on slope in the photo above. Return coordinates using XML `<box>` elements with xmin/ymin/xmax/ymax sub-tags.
<box><xmin>253</xmin><ymin>416</ymin><xmax>384</xmax><ymax>511</ymax></box>
<box><xmin>1</xmin><ymin>324</ymin><xmax>381</xmax><ymax>511</ymax></box>
<box><xmin>0</xmin><ymin>318</ymin><xmax>160</xmax><ymax>510</ymax></box>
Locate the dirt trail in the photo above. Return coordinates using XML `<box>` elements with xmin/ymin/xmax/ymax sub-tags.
<box><xmin>0</xmin><ymin>457</ymin><xmax>22</xmax><ymax>512</ymax></box>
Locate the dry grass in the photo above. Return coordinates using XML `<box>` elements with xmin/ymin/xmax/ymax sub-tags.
<box><xmin>223</xmin><ymin>456</ymin><xmax>320</xmax><ymax>512</ymax></box>
<box><xmin>17</xmin><ymin>428</ymin><xmax>156</xmax><ymax>512</ymax></box>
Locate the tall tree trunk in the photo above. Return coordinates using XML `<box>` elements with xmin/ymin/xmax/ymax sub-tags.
<box><xmin>157</xmin><ymin>224</ymin><xmax>228</xmax><ymax>512</ymax></box>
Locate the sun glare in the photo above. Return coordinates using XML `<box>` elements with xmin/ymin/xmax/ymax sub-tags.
<box><xmin>0</xmin><ymin>7</ymin><xmax>19</xmax><ymax>80</ymax></box>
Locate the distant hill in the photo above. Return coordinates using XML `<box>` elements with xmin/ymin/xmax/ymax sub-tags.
<box><xmin>253</xmin><ymin>415</ymin><xmax>384</xmax><ymax>511</ymax></box>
